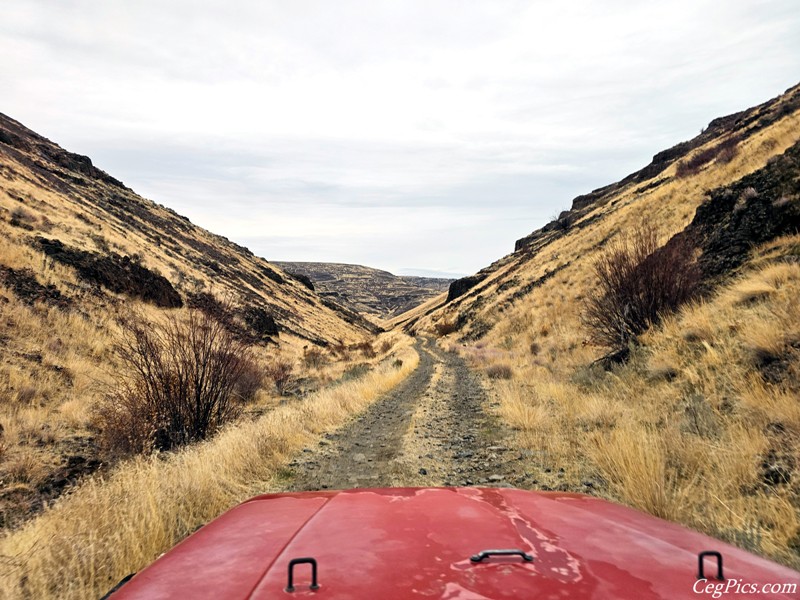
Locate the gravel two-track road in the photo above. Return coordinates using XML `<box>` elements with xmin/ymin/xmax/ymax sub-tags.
<box><xmin>284</xmin><ymin>337</ymin><xmax>544</xmax><ymax>491</ymax></box>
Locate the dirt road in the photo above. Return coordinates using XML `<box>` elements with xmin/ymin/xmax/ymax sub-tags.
<box><xmin>285</xmin><ymin>337</ymin><xmax>541</xmax><ymax>491</ymax></box>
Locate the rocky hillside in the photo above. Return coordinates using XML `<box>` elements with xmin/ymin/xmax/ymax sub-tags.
<box><xmin>275</xmin><ymin>261</ymin><xmax>452</xmax><ymax>319</ymax></box>
<box><xmin>0</xmin><ymin>113</ymin><xmax>377</xmax><ymax>346</ymax></box>
<box><xmin>400</xmin><ymin>82</ymin><xmax>800</xmax><ymax>338</ymax></box>
<box><xmin>0</xmin><ymin>113</ymin><xmax>378</xmax><ymax>527</ymax></box>
<box><xmin>398</xmin><ymin>82</ymin><xmax>800</xmax><ymax>568</ymax></box>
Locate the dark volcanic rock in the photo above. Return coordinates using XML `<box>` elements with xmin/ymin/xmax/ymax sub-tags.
<box><xmin>242</xmin><ymin>306</ymin><xmax>279</xmax><ymax>338</ymax></box>
<box><xmin>0</xmin><ymin>266</ymin><xmax>70</xmax><ymax>308</ymax></box>
<box><xmin>447</xmin><ymin>274</ymin><xmax>487</xmax><ymax>303</ymax></box>
<box><xmin>260</xmin><ymin>264</ymin><xmax>284</xmax><ymax>285</ymax></box>
<box><xmin>678</xmin><ymin>139</ymin><xmax>800</xmax><ymax>282</ymax></box>
<box><xmin>37</xmin><ymin>237</ymin><xmax>183</xmax><ymax>308</ymax></box>
<box><xmin>514</xmin><ymin>83</ymin><xmax>800</xmax><ymax>254</ymax></box>
<box><xmin>286</xmin><ymin>271</ymin><xmax>315</xmax><ymax>291</ymax></box>
<box><xmin>0</xmin><ymin>112</ymin><xmax>126</xmax><ymax>189</ymax></box>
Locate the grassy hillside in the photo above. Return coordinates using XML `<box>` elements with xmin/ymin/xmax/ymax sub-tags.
<box><xmin>275</xmin><ymin>261</ymin><xmax>452</xmax><ymax>319</ymax></box>
<box><xmin>408</xmin><ymin>83</ymin><xmax>800</xmax><ymax>568</ymax></box>
<box><xmin>0</xmin><ymin>113</ymin><xmax>382</xmax><ymax>529</ymax></box>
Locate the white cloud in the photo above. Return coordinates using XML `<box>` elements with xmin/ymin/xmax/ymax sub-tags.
<box><xmin>1</xmin><ymin>0</ymin><xmax>799</xmax><ymax>274</ymax></box>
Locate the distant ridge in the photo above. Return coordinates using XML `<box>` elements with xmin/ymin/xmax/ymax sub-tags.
<box><xmin>275</xmin><ymin>261</ymin><xmax>452</xmax><ymax>319</ymax></box>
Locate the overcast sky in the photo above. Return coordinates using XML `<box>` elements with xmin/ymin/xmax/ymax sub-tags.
<box><xmin>2</xmin><ymin>1</ymin><xmax>799</xmax><ymax>277</ymax></box>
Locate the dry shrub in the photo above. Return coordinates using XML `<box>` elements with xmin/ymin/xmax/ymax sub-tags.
<box><xmin>583</xmin><ymin>220</ymin><xmax>700</xmax><ymax>356</ymax></box>
<box><xmin>434</xmin><ymin>319</ymin><xmax>458</xmax><ymax>337</ymax></box>
<box><xmin>0</xmin><ymin>342</ymin><xmax>420</xmax><ymax>600</ymax></box>
<box><xmin>379</xmin><ymin>340</ymin><xmax>392</xmax><ymax>354</ymax></box>
<box><xmin>232</xmin><ymin>358</ymin><xmax>264</xmax><ymax>403</ymax></box>
<box><xmin>97</xmin><ymin>309</ymin><xmax>253</xmax><ymax>455</ymax></box>
<box><xmin>15</xmin><ymin>386</ymin><xmax>37</xmax><ymax>405</ymax></box>
<box><xmin>302</xmin><ymin>347</ymin><xmax>326</xmax><ymax>370</ymax></box>
<box><xmin>329</xmin><ymin>341</ymin><xmax>351</xmax><ymax>361</ymax></box>
<box><xmin>352</xmin><ymin>341</ymin><xmax>376</xmax><ymax>359</ymax></box>
<box><xmin>9</xmin><ymin>207</ymin><xmax>36</xmax><ymax>229</ymax></box>
<box><xmin>676</xmin><ymin>136</ymin><xmax>740</xmax><ymax>178</ymax></box>
<box><xmin>486</xmin><ymin>363</ymin><xmax>514</xmax><ymax>379</ymax></box>
<box><xmin>266</xmin><ymin>360</ymin><xmax>294</xmax><ymax>396</ymax></box>
<box><xmin>4</xmin><ymin>450</ymin><xmax>47</xmax><ymax>486</ymax></box>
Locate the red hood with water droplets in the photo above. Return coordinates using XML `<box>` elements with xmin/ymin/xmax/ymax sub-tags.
<box><xmin>109</xmin><ymin>487</ymin><xmax>798</xmax><ymax>599</ymax></box>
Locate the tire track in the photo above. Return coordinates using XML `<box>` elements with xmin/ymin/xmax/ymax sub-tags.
<box><xmin>285</xmin><ymin>337</ymin><xmax>529</xmax><ymax>492</ymax></box>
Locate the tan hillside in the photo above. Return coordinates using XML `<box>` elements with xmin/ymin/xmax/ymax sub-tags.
<box><xmin>274</xmin><ymin>261</ymin><xmax>452</xmax><ymax>320</ymax></box>
<box><xmin>405</xmin><ymin>83</ymin><xmax>800</xmax><ymax>568</ymax></box>
<box><xmin>0</xmin><ymin>113</ymin><xmax>381</xmax><ymax>528</ymax></box>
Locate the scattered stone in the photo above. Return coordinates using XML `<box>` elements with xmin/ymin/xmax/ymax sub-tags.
<box><xmin>488</xmin><ymin>474</ymin><xmax>505</xmax><ymax>482</ymax></box>
<box><xmin>419</xmin><ymin>468</ymin><xmax>428</xmax><ymax>476</ymax></box>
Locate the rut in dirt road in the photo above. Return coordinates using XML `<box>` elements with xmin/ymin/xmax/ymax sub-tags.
<box><xmin>286</xmin><ymin>337</ymin><xmax>539</xmax><ymax>492</ymax></box>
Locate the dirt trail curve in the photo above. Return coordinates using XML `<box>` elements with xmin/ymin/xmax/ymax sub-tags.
<box><xmin>286</xmin><ymin>337</ymin><xmax>538</xmax><ymax>491</ymax></box>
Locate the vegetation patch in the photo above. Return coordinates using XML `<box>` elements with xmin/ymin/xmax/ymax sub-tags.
<box><xmin>676</xmin><ymin>135</ymin><xmax>741</xmax><ymax>178</ymax></box>
<box><xmin>583</xmin><ymin>219</ymin><xmax>700</xmax><ymax>359</ymax></box>
<box><xmin>96</xmin><ymin>309</ymin><xmax>256</xmax><ymax>455</ymax></box>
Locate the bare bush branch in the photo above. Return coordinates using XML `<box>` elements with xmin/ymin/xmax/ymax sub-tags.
<box><xmin>98</xmin><ymin>307</ymin><xmax>256</xmax><ymax>455</ymax></box>
<box><xmin>583</xmin><ymin>220</ymin><xmax>700</xmax><ymax>357</ymax></box>
<box><xmin>265</xmin><ymin>360</ymin><xmax>294</xmax><ymax>396</ymax></box>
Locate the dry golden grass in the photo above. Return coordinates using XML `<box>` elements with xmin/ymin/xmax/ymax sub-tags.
<box><xmin>486</xmin><ymin>253</ymin><xmax>800</xmax><ymax>568</ymax></box>
<box><xmin>0</xmin><ymin>339</ymin><xmax>418</xmax><ymax>600</ymax></box>
<box><xmin>1</xmin><ymin>146</ymin><xmax>395</xmax><ymax>532</ymax></box>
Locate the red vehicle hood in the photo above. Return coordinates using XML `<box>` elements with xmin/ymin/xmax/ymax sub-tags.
<box><xmin>110</xmin><ymin>487</ymin><xmax>798</xmax><ymax>599</ymax></box>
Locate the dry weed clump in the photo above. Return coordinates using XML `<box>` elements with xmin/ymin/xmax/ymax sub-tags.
<box><xmin>676</xmin><ymin>136</ymin><xmax>741</xmax><ymax>178</ymax></box>
<box><xmin>301</xmin><ymin>347</ymin><xmax>326</xmax><ymax>370</ymax></box>
<box><xmin>352</xmin><ymin>340</ymin><xmax>377</xmax><ymax>359</ymax></box>
<box><xmin>265</xmin><ymin>360</ymin><xmax>294</xmax><ymax>396</ymax></box>
<box><xmin>0</xmin><ymin>340</ymin><xmax>419</xmax><ymax>600</ymax></box>
<box><xmin>583</xmin><ymin>219</ymin><xmax>700</xmax><ymax>357</ymax></box>
<box><xmin>96</xmin><ymin>308</ymin><xmax>255</xmax><ymax>455</ymax></box>
<box><xmin>485</xmin><ymin>363</ymin><xmax>514</xmax><ymax>380</ymax></box>
<box><xmin>433</xmin><ymin>318</ymin><xmax>458</xmax><ymax>337</ymax></box>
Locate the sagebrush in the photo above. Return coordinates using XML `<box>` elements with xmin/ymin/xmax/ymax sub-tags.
<box><xmin>97</xmin><ymin>308</ymin><xmax>256</xmax><ymax>455</ymax></box>
<box><xmin>583</xmin><ymin>220</ymin><xmax>700</xmax><ymax>356</ymax></box>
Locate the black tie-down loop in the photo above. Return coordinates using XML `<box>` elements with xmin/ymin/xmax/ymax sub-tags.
<box><xmin>697</xmin><ymin>551</ymin><xmax>724</xmax><ymax>581</ymax></box>
<box><xmin>286</xmin><ymin>557</ymin><xmax>320</xmax><ymax>593</ymax></box>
